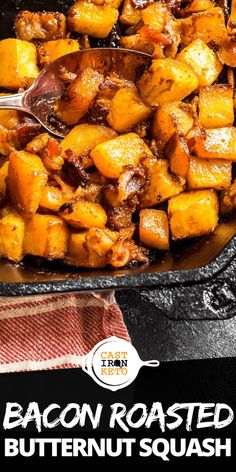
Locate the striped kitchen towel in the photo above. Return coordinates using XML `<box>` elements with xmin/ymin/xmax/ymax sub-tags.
<box><xmin>0</xmin><ymin>292</ymin><xmax>130</xmax><ymax>373</ymax></box>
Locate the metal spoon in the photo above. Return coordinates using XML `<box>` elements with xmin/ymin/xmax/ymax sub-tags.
<box><xmin>0</xmin><ymin>48</ymin><xmax>151</xmax><ymax>138</ymax></box>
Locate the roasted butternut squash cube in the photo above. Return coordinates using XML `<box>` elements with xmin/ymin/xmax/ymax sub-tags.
<box><xmin>181</xmin><ymin>7</ymin><xmax>228</xmax><ymax>47</ymax></box>
<box><xmin>0</xmin><ymin>126</ymin><xmax>15</xmax><ymax>156</ymax></box>
<box><xmin>0</xmin><ymin>39</ymin><xmax>39</xmax><ymax>90</ymax></box>
<box><xmin>183</xmin><ymin>0</ymin><xmax>216</xmax><ymax>13</ymax></box>
<box><xmin>138</xmin><ymin>59</ymin><xmax>199</xmax><ymax>106</ymax></box>
<box><xmin>107</xmin><ymin>86</ymin><xmax>152</xmax><ymax>133</ymax></box>
<box><xmin>119</xmin><ymin>0</ymin><xmax>141</xmax><ymax>25</ymax></box>
<box><xmin>168</xmin><ymin>189</ymin><xmax>219</xmax><ymax>239</ymax></box>
<box><xmin>68</xmin><ymin>0</ymin><xmax>119</xmax><ymax>38</ymax></box>
<box><xmin>227</xmin><ymin>0</ymin><xmax>236</xmax><ymax>36</ymax></box>
<box><xmin>60</xmin><ymin>201</ymin><xmax>107</xmax><ymax>229</ymax></box>
<box><xmin>0</xmin><ymin>161</ymin><xmax>9</xmax><ymax>202</ymax></box>
<box><xmin>187</xmin><ymin>157</ymin><xmax>232</xmax><ymax>190</ymax></box>
<box><xmin>37</xmin><ymin>39</ymin><xmax>79</xmax><ymax>66</ymax></box>
<box><xmin>66</xmin><ymin>232</ymin><xmax>90</xmax><ymax>267</ymax></box>
<box><xmin>152</xmin><ymin>102</ymin><xmax>193</xmax><ymax>144</ymax></box>
<box><xmin>0</xmin><ymin>207</ymin><xmax>25</xmax><ymax>262</ymax></box>
<box><xmin>39</xmin><ymin>186</ymin><xmax>69</xmax><ymax>212</ymax></box>
<box><xmin>0</xmin><ymin>94</ymin><xmax>21</xmax><ymax>129</ymax></box>
<box><xmin>61</xmin><ymin>124</ymin><xmax>117</xmax><ymax>168</ymax></box>
<box><xmin>7</xmin><ymin>151</ymin><xmax>48</xmax><ymax>217</ymax></box>
<box><xmin>85</xmin><ymin>227</ymin><xmax>119</xmax><ymax>257</ymax></box>
<box><xmin>166</xmin><ymin>134</ymin><xmax>190</xmax><ymax>178</ymax></box>
<box><xmin>195</xmin><ymin>127</ymin><xmax>236</xmax><ymax>161</ymax></box>
<box><xmin>199</xmin><ymin>85</ymin><xmax>234</xmax><ymax>128</ymax></box>
<box><xmin>140</xmin><ymin>159</ymin><xmax>185</xmax><ymax>208</ymax></box>
<box><xmin>139</xmin><ymin>209</ymin><xmax>169</xmax><ymax>250</ymax></box>
<box><xmin>55</xmin><ymin>68</ymin><xmax>104</xmax><ymax>125</ymax></box>
<box><xmin>119</xmin><ymin>33</ymin><xmax>155</xmax><ymax>54</ymax></box>
<box><xmin>177</xmin><ymin>39</ymin><xmax>222</xmax><ymax>87</ymax></box>
<box><xmin>91</xmin><ymin>133</ymin><xmax>153</xmax><ymax>179</ymax></box>
<box><xmin>66</xmin><ymin>230</ymin><xmax>115</xmax><ymax>268</ymax></box>
<box><xmin>140</xmin><ymin>3</ymin><xmax>169</xmax><ymax>31</ymax></box>
<box><xmin>23</xmin><ymin>214</ymin><xmax>69</xmax><ymax>259</ymax></box>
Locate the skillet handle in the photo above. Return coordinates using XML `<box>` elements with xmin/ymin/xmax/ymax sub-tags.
<box><xmin>139</xmin><ymin>279</ymin><xmax>236</xmax><ymax>321</ymax></box>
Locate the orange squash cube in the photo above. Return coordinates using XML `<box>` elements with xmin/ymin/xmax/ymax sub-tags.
<box><xmin>168</xmin><ymin>189</ymin><xmax>219</xmax><ymax>240</ymax></box>
<box><xmin>23</xmin><ymin>214</ymin><xmax>69</xmax><ymax>259</ymax></box>
<box><xmin>195</xmin><ymin>127</ymin><xmax>236</xmax><ymax>161</ymax></box>
<box><xmin>199</xmin><ymin>85</ymin><xmax>234</xmax><ymax>128</ymax></box>
<box><xmin>152</xmin><ymin>102</ymin><xmax>193</xmax><ymax>144</ymax></box>
<box><xmin>140</xmin><ymin>159</ymin><xmax>185</xmax><ymax>208</ymax></box>
<box><xmin>139</xmin><ymin>209</ymin><xmax>169</xmax><ymax>250</ymax></box>
<box><xmin>177</xmin><ymin>39</ymin><xmax>223</xmax><ymax>87</ymax></box>
<box><xmin>166</xmin><ymin>134</ymin><xmax>190</xmax><ymax>178</ymax></box>
<box><xmin>107</xmin><ymin>86</ymin><xmax>152</xmax><ymax>133</ymax></box>
<box><xmin>91</xmin><ymin>133</ymin><xmax>153</xmax><ymax>179</ymax></box>
<box><xmin>7</xmin><ymin>151</ymin><xmax>48</xmax><ymax>217</ymax></box>
<box><xmin>187</xmin><ymin>157</ymin><xmax>232</xmax><ymax>190</ymax></box>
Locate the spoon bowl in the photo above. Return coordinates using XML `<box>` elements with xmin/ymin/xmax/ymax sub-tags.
<box><xmin>0</xmin><ymin>48</ymin><xmax>152</xmax><ymax>138</ymax></box>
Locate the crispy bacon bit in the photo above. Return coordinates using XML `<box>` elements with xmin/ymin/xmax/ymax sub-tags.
<box><xmin>108</xmin><ymin>227</ymin><xmax>148</xmax><ymax>267</ymax></box>
<box><xmin>65</xmin><ymin>150</ymin><xmax>90</xmax><ymax>184</ymax></box>
<box><xmin>11</xmin><ymin>122</ymin><xmax>42</xmax><ymax>149</ymax></box>
<box><xmin>14</xmin><ymin>11</ymin><xmax>66</xmax><ymax>41</ymax></box>
<box><xmin>139</xmin><ymin>25</ymin><xmax>172</xmax><ymax>46</ymax></box>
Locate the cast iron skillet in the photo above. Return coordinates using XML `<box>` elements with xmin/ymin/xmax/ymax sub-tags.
<box><xmin>0</xmin><ymin>0</ymin><xmax>236</xmax><ymax>308</ymax></box>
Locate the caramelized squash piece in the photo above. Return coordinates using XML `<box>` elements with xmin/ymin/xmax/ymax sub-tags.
<box><xmin>199</xmin><ymin>85</ymin><xmax>234</xmax><ymax>128</ymax></box>
<box><xmin>0</xmin><ymin>94</ymin><xmax>21</xmax><ymax>129</ymax></box>
<box><xmin>0</xmin><ymin>39</ymin><xmax>39</xmax><ymax>90</ymax></box>
<box><xmin>39</xmin><ymin>186</ymin><xmax>70</xmax><ymax>212</ymax></box>
<box><xmin>23</xmin><ymin>214</ymin><xmax>69</xmax><ymax>259</ymax></box>
<box><xmin>0</xmin><ymin>207</ymin><xmax>25</xmax><ymax>262</ymax></box>
<box><xmin>177</xmin><ymin>39</ymin><xmax>222</xmax><ymax>87</ymax></box>
<box><xmin>183</xmin><ymin>0</ymin><xmax>215</xmax><ymax>14</ymax></box>
<box><xmin>227</xmin><ymin>0</ymin><xmax>236</xmax><ymax>36</ymax></box>
<box><xmin>67</xmin><ymin>0</ymin><xmax>119</xmax><ymax>38</ymax></box>
<box><xmin>61</xmin><ymin>124</ymin><xmax>117</xmax><ymax>168</ymax></box>
<box><xmin>119</xmin><ymin>0</ymin><xmax>141</xmax><ymax>25</ymax></box>
<box><xmin>139</xmin><ymin>209</ymin><xmax>169</xmax><ymax>250</ymax></box>
<box><xmin>140</xmin><ymin>159</ymin><xmax>185</xmax><ymax>208</ymax></box>
<box><xmin>138</xmin><ymin>59</ymin><xmax>199</xmax><ymax>107</ymax></box>
<box><xmin>60</xmin><ymin>201</ymin><xmax>107</xmax><ymax>229</ymax></box>
<box><xmin>0</xmin><ymin>161</ymin><xmax>9</xmax><ymax>202</ymax></box>
<box><xmin>66</xmin><ymin>228</ymin><xmax>119</xmax><ymax>268</ymax></box>
<box><xmin>55</xmin><ymin>68</ymin><xmax>104</xmax><ymax>125</ymax></box>
<box><xmin>187</xmin><ymin>157</ymin><xmax>232</xmax><ymax>190</ymax></box>
<box><xmin>194</xmin><ymin>127</ymin><xmax>236</xmax><ymax>161</ymax></box>
<box><xmin>152</xmin><ymin>102</ymin><xmax>193</xmax><ymax>144</ymax></box>
<box><xmin>107</xmin><ymin>86</ymin><xmax>152</xmax><ymax>133</ymax></box>
<box><xmin>119</xmin><ymin>34</ymin><xmax>155</xmax><ymax>54</ymax></box>
<box><xmin>181</xmin><ymin>7</ymin><xmax>228</xmax><ymax>47</ymax></box>
<box><xmin>7</xmin><ymin>150</ymin><xmax>48</xmax><ymax>217</ymax></box>
<box><xmin>168</xmin><ymin>189</ymin><xmax>219</xmax><ymax>240</ymax></box>
<box><xmin>166</xmin><ymin>134</ymin><xmax>190</xmax><ymax>178</ymax></box>
<box><xmin>38</xmin><ymin>39</ymin><xmax>79</xmax><ymax>66</ymax></box>
<box><xmin>91</xmin><ymin>133</ymin><xmax>153</xmax><ymax>179</ymax></box>
<box><xmin>0</xmin><ymin>126</ymin><xmax>15</xmax><ymax>156</ymax></box>
<box><xmin>140</xmin><ymin>3</ymin><xmax>169</xmax><ymax>31</ymax></box>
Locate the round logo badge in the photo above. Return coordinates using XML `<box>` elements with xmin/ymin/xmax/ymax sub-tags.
<box><xmin>82</xmin><ymin>336</ymin><xmax>159</xmax><ymax>391</ymax></box>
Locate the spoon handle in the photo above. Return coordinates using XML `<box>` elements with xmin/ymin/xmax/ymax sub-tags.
<box><xmin>0</xmin><ymin>92</ymin><xmax>27</xmax><ymax>111</ymax></box>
